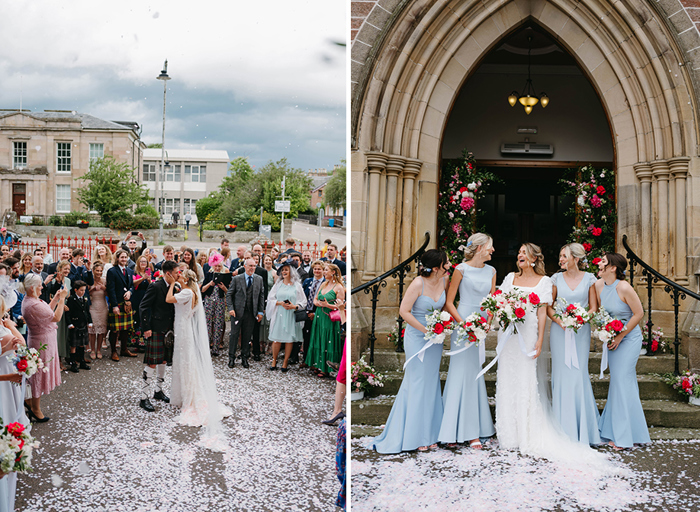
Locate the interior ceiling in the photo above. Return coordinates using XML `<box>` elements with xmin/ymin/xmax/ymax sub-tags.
<box><xmin>481</xmin><ymin>24</ymin><xmax>578</xmax><ymax>67</ymax></box>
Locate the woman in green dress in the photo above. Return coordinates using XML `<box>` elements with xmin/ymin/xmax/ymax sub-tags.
<box><xmin>305</xmin><ymin>263</ymin><xmax>345</xmax><ymax>377</ymax></box>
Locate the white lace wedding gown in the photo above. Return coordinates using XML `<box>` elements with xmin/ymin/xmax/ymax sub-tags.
<box><xmin>496</xmin><ymin>273</ymin><xmax>612</xmax><ymax>470</ymax></box>
<box><xmin>171</xmin><ymin>288</ymin><xmax>232</xmax><ymax>450</ymax></box>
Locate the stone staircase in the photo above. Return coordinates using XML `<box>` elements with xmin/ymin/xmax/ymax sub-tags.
<box><xmin>352</xmin><ymin>343</ymin><xmax>700</xmax><ymax>431</ymax></box>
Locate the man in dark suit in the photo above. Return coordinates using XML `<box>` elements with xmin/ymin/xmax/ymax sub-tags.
<box><xmin>106</xmin><ymin>250</ymin><xmax>137</xmax><ymax>361</ymax></box>
<box><xmin>68</xmin><ymin>249</ymin><xmax>94</xmax><ymax>291</ymax></box>
<box><xmin>121</xmin><ymin>232</ymin><xmax>147</xmax><ymax>264</ymax></box>
<box><xmin>289</xmin><ymin>253</ymin><xmax>309</xmax><ymax>282</ymax></box>
<box><xmin>229</xmin><ymin>245</ymin><xmax>247</xmax><ymax>272</ymax></box>
<box><xmin>226</xmin><ymin>258</ymin><xmax>265</xmax><ymax>369</ymax></box>
<box><xmin>321</xmin><ymin>244</ymin><xmax>346</xmax><ymax>276</ymax></box>
<box><xmin>138</xmin><ymin>259</ymin><xmax>178</xmax><ymax>412</ymax></box>
<box><xmin>47</xmin><ymin>247</ymin><xmax>72</xmax><ymax>275</ymax></box>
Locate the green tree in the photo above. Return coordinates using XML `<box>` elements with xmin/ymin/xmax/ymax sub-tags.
<box><xmin>324</xmin><ymin>162</ymin><xmax>346</xmax><ymax>211</ymax></box>
<box><xmin>195</xmin><ymin>194</ymin><xmax>222</xmax><ymax>241</ymax></box>
<box><xmin>258</xmin><ymin>158</ymin><xmax>312</xmax><ymax>220</ymax></box>
<box><xmin>76</xmin><ymin>157</ymin><xmax>150</xmax><ymax>222</ymax></box>
<box><xmin>147</xmin><ymin>143</ymin><xmax>163</xmax><ymax>149</ymax></box>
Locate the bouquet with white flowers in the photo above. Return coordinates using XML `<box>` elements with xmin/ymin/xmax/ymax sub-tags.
<box><xmin>7</xmin><ymin>344</ymin><xmax>49</xmax><ymax>379</ymax></box>
<box><xmin>480</xmin><ymin>289</ymin><xmax>541</xmax><ymax>332</ymax></box>
<box><xmin>0</xmin><ymin>421</ymin><xmax>39</xmax><ymax>474</ymax></box>
<box><xmin>424</xmin><ymin>309</ymin><xmax>456</xmax><ymax>345</ymax></box>
<box><xmin>455</xmin><ymin>313</ymin><xmax>489</xmax><ymax>348</ymax></box>
<box><xmin>591</xmin><ymin>307</ymin><xmax>626</xmax><ymax>347</ymax></box>
<box><xmin>553</xmin><ymin>299</ymin><xmax>593</xmax><ymax>333</ymax></box>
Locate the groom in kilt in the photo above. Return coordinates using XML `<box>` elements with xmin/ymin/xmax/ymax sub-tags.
<box><xmin>138</xmin><ymin>260</ymin><xmax>178</xmax><ymax>412</ymax></box>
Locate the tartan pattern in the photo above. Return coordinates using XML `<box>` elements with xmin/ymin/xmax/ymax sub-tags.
<box><xmin>68</xmin><ymin>327</ymin><xmax>89</xmax><ymax>348</ymax></box>
<box><xmin>108</xmin><ymin>305</ymin><xmax>133</xmax><ymax>331</ymax></box>
<box><xmin>144</xmin><ymin>331</ymin><xmax>173</xmax><ymax>366</ymax></box>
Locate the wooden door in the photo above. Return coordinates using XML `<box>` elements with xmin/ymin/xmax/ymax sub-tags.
<box><xmin>12</xmin><ymin>183</ymin><xmax>26</xmax><ymax>216</ymax></box>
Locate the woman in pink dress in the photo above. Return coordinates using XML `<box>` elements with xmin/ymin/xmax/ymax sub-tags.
<box><xmin>88</xmin><ymin>261</ymin><xmax>109</xmax><ymax>359</ymax></box>
<box><xmin>21</xmin><ymin>273</ymin><xmax>68</xmax><ymax>422</ymax></box>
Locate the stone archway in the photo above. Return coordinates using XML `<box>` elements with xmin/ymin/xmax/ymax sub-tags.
<box><xmin>352</xmin><ymin>0</ymin><xmax>698</xmax><ymax>291</ymax></box>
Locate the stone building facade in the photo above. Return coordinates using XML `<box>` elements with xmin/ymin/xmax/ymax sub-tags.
<box><xmin>0</xmin><ymin>110</ymin><xmax>144</xmax><ymax>217</ymax></box>
<box><xmin>351</xmin><ymin>0</ymin><xmax>700</xmax><ymax>359</ymax></box>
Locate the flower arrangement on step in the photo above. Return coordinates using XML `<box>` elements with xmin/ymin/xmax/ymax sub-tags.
<box><xmin>437</xmin><ymin>149</ymin><xmax>502</xmax><ymax>263</ymax></box>
<box><xmin>662</xmin><ymin>370</ymin><xmax>700</xmax><ymax>404</ymax></box>
<box><xmin>591</xmin><ymin>307</ymin><xmax>626</xmax><ymax>348</ymax></box>
<box><xmin>77</xmin><ymin>219</ymin><xmax>89</xmax><ymax>228</ymax></box>
<box><xmin>0</xmin><ymin>421</ymin><xmax>40</xmax><ymax>474</ymax></box>
<box><xmin>559</xmin><ymin>165</ymin><xmax>617</xmax><ymax>272</ymax></box>
<box><xmin>224</xmin><ymin>224</ymin><xmax>237</xmax><ymax>233</ymax></box>
<box><xmin>351</xmin><ymin>356</ymin><xmax>385</xmax><ymax>394</ymax></box>
<box><xmin>641</xmin><ymin>325</ymin><xmax>668</xmax><ymax>353</ymax></box>
<box><xmin>480</xmin><ymin>289</ymin><xmax>542</xmax><ymax>333</ymax></box>
<box><xmin>387</xmin><ymin>322</ymin><xmax>405</xmax><ymax>348</ymax></box>
<box><xmin>553</xmin><ymin>299</ymin><xmax>593</xmax><ymax>333</ymax></box>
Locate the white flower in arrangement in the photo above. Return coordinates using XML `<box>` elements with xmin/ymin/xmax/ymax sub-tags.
<box><xmin>439</xmin><ymin>311</ymin><xmax>451</xmax><ymax>322</ymax></box>
<box><xmin>448</xmin><ymin>212</ymin><xmax>454</xmax><ymax>218</ymax></box>
<box><xmin>577</xmin><ymin>196</ymin><xmax>586</xmax><ymax>207</ymax></box>
<box><xmin>602</xmin><ymin>215</ymin><xmax>607</xmax><ymax>220</ymax></box>
<box><xmin>467</xmin><ymin>182</ymin><xmax>478</xmax><ymax>191</ymax></box>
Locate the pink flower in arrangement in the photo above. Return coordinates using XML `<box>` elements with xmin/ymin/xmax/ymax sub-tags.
<box><xmin>460</xmin><ymin>197</ymin><xmax>475</xmax><ymax>211</ymax></box>
<box><xmin>590</xmin><ymin>195</ymin><xmax>602</xmax><ymax>208</ymax></box>
<box><xmin>452</xmin><ymin>224</ymin><xmax>462</xmax><ymax>234</ymax></box>
<box><xmin>592</xmin><ymin>227</ymin><xmax>602</xmax><ymax>237</ymax></box>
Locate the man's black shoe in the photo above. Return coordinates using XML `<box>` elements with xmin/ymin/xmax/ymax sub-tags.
<box><xmin>253</xmin><ymin>355</ymin><xmax>261</xmax><ymax>362</ymax></box>
<box><xmin>241</xmin><ymin>358</ymin><xmax>250</xmax><ymax>368</ymax></box>
<box><xmin>228</xmin><ymin>357</ymin><xmax>235</xmax><ymax>368</ymax></box>
<box><xmin>153</xmin><ymin>391</ymin><xmax>170</xmax><ymax>403</ymax></box>
<box><xmin>139</xmin><ymin>399</ymin><xmax>156</xmax><ymax>412</ymax></box>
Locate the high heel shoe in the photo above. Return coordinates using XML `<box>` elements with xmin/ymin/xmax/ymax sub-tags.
<box><xmin>321</xmin><ymin>411</ymin><xmax>345</xmax><ymax>425</ymax></box>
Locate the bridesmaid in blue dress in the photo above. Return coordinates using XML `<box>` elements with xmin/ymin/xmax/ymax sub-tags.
<box><xmin>595</xmin><ymin>253</ymin><xmax>650</xmax><ymax>449</ymax></box>
<box><xmin>370</xmin><ymin>249</ymin><xmax>451</xmax><ymax>453</ymax></box>
<box><xmin>438</xmin><ymin>233</ymin><xmax>496</xmax><ymax>448</ymax></box>
<box><xmin>547</xmin><ymin>243</ymin><xmax>601</xmax><ymax>445</ymax></box>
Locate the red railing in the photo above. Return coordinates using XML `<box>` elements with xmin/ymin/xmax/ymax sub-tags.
<box><xmin>259</xmin><ymin>241</ymin><xmax>326</xmax><ymax>261</ymax></box>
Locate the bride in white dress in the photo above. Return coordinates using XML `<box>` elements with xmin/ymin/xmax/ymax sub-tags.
<box><xmin>166</xmin><ymin>269</ymin><xmax>232</xmax><ymax>450</ymax></box>
<box><xmin>496</xmin><ymin>243</ymin><xmax>611</xmax><ymax>469</ymax></box>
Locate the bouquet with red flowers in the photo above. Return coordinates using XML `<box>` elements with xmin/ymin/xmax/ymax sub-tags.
<box><xmin>424</xmin><ymin>309</ymin><xmax>456</xmax><ymax>344</ymax></box>
<box><xmin>553</xmin><ymin>299</ymin><xmax>592</xmax><ymax>333</ymax></box>
<box><xmin>8</xmin><ymin>344</ymin><xmax>48</xmax><ymax>379</ymax></box>
<box><xmin>480</xmin><ymin>289</ymin><xmax>541</xmax><ymax>333</ymax></box>
<box><xmin>663</xmin><ymin>370</ymin><xmax>700</xmax><ymax>403</ymax></box>
<box><xmin>0</xmin><ymin>420</ymin><xmax>40</xmax><ymax>474</ymax></box>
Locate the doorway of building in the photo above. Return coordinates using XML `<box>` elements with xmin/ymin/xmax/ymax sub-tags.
<box><xmin>12</xmin><ymin>183</ymin><xmax>26</xmax><ymax>216</ymax></box>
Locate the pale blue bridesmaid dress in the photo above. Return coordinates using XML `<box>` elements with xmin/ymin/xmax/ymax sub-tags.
<box><xmin>549</xmin><ymin>272</ymin><xmax>601</xmax><ymax>445</ymax></box>
<box><xmin>598</xmin><ymin>280</ymin><xmax>650</xmax><ymax>448</ymax></box>
<box><xmin>438</xmin><ymin>263</ymin><xmax>495</xmax><ymax>444</ymax></box>
<box><xmin>370</xmin><ymin>278</ymin><xmax>445</xmax><ymax>453</ymax></box>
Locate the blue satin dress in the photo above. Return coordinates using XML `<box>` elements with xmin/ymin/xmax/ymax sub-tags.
<box><xmin>598</xmin><ymin>280</ymin><xmax>650</xmax><ymax>448</ymax></box>
<box><xmin>370</xmin><ymin>278</ymin><xmax>445</xmax><ymax>453</ymax></box>
<box><xmin>438</xmin><ymin>263</ymin><xmax>495</xmax><ymax>444</ymax></box>
<box><xmin>549</xmin><ymin>272</ymin><xmax>601</xmax><ymax>445</ymax></box>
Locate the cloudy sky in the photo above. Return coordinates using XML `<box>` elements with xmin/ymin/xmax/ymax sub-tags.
<box><xmin>0</xmin><ymin>1</ymin><xmax>346</xmax><ymax>171</ymax></box>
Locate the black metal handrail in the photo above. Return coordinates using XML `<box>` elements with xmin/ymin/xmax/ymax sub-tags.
<box><xmin>622</xmin><ymin>234</ymin><xmax>699</xmax><ymax>375</ymax></box>
<box><xmin>351</xmin><ymin>232</ymin><xmax>431</xmax><ymax>365</ymax></box>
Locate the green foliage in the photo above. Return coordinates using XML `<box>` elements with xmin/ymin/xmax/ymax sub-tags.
<box><xmin>108</xmin><ymin>213</ymin><xmax>158</xmax><ymax>231</ymax></box>
<box><xmin>63</xmin><ymin>210</ymin><xmax>90</xmax><ymax>227</ymax></box>
<box><xmin>259</xmin><ymin>159</ymin><xmax>312</xmax><ymax>219</ymax></box>
<box><xmin>195</xmin><ymin>195</ymin><xmax>221</xmax><ymax>224</ymax></box>
<box><xmin>49</xmin><ymin>215</ymin><xmax>62</xmax><ymax>227</ymax></box>
<box><xmin>243</xmin><ymin>211</ymin><xmax>281</xmax><ymax>232</ymax></box>
<box><xmin>30</xmin><ymin>216</ymin><xmax>44</xmax><ymax>226</ymax></box>
<box><xmin>231</xmin><ymin>207</ymin><xmax>258</xmax><ymax>226</ymax></box>
<box><xmin>147</xmin><ymin>143</ymin><xmax>163</xmax><ymax>149</ymax></box>
<box><xmin>134</xmin><ymin>205</ymin><xmax>159</xmax><ymax>218</ymax></box>
<box><xmin>76</xmin><ymin>157</ymin><xmax>150</xmax><ymax>222</ymax></box>
<box><xmin>324</xmin><ymin>163</ymin><xmax>346</xmax><ymax>211</ymax></box>
<box><xmin>227</xmin><ymin>157</ymin><xmax>254</xmax><ymax>184</ymax></box>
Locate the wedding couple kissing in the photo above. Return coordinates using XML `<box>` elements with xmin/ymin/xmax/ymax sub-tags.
<box><xmin>138</xmin><ymin>260</ymin><xmax>232</xmax><ymax>450</ymax></box>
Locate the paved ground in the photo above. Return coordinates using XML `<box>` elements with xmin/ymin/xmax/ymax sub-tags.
<box><xmin>15</xmin><ymin>344</ymin><xmax>342</xmax><ymax>511</ymax></box>
<box><xmin>351</xmin><ymin>427</ymin><xmax>700</xmax><ymax>511</ymax></box>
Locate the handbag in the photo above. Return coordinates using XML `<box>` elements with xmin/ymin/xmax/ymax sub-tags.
<box><xmin>123</xmin><ymin>301</ymin><xmax>132</xmax><ymax>314</ymax></box>
<box><xmin>329</xmin><ymin>309</ymin><xmax>342</xmax><ymax>322</ymax></box>
<box><xmin>294</xmin><ymin>309</ymin><xmax>308</xmax><ymax>323</ymax></box>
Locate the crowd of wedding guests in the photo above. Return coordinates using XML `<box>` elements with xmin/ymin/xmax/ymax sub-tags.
<box><xmin>0</xmin><ymin>233</ymin><xmax>348</xmax><ymax>426</ymax></box>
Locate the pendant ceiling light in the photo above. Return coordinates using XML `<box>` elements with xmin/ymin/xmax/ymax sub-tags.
<box><xmin>508</xmin><ymin>36</ymin><xmax>549</xmax><ymax>115</ymax></box>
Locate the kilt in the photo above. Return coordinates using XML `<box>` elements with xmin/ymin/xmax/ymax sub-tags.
<box><xmin>68</xmin><ymin>327</ymin><xmax>89</xmax><ymax>348</ymax></box>
<box><xmin>144</xmin><ymin>331</ymin><xmax>173</xmax><ymax>366</ymax></box>
<box><xmin>108</xmin><ymin>305</ymin><xmax>133</xmax><ymax>332</ymax></box>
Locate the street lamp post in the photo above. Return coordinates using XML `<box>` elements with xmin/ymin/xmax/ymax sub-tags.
<box><xmin>156</xmin><ymin>60</ymin><xmax>171</xmax><ymax>244</ymax></box>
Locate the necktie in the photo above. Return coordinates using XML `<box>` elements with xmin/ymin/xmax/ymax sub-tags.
<box><xmin>123</xmin><ymin>268</ymin><xmax>127</xmax><ymax>278</ymax></box>
<box><xmin>247</xmin><ymin>276</ymin><xmax>252</xmax><ymax>288</ymax></box>
<box><xmin>308</xmin><ymin>279</ymin><xmax>321</xmax><ymax>311</ymax></box>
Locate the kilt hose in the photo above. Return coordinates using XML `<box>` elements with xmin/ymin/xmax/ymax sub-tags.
<box><xmin>144</xmin><ymin>331</ymin><xmax>173</xmax><ymax>366</ymax></box>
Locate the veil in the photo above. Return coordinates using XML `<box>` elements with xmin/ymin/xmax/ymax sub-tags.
<box><xmin>189</xmin><ymin>287</ymin><xmax>231</xmax><ymax>452</ymax></box>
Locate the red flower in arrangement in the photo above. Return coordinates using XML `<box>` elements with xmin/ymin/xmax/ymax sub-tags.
<box><xmin>682</xmin><ymin>378</ymin><xmax>692</xmax><ymax>393</ymax></box>
<box><xmin>566</xmin><ymin>304</ymin><xmax>577</xmax><ymax>313</ymax></box>
<box><xmin>16</xmin><ymin>359</ymin><xmax>27</xmax><ymax>372</ymax></box>
<box><xmin>514</xmin><ymin>308</ymin><xmax>526</xmax><ymax>319</ymax></box>
<box><xmin>576</xmin><ymin>315</ymin><xmax>584</xmax><ymax>324</ymax></box>
<box><xmin>609</xmin><ymin>319</ymin><xmax>625</xmax><ymax>332</ymax></box>
<box><xmin>468</xmin><ymin>332</ymin><xmax>477</xmax><ymax>343</ymax></box>
<box><xmin>651</xmin><ymin>339</ymin><xmax>659</xmax><ymax>352</ymax></box>
<box><xmin>590</xmin><ymin>195</ymin><xmax>602</xmax><ymax>208</ymax></box>
<box><xmin>583</xmin><ymin>242</ymin><xmax>592</xmax><ymax>252</ymax></box>
<box><xmin>592</xmin><ymin>257</ymin><xmax>602</xmax><ymax>266</ymax></box>
<box><xmin>433</xmin><ymin>323</ymin><xmax>445</xmax><ymax>334</ymax></box>
<box><xmin>528</xmin><ymin>293</ymin><xmax>540</xmax><ymax>305</ymax></box>
<box><xmin>597</xmin><ymin>185</ymin><xmax>606</xmax><ymax>195</ymax></box>
<box><xmin>494</xmin><ymin>289</ymin><xmax>503</xmax><ymax>296</ymax></box>
<box><xmin>592</xmin><ymin>227</ymin><xmax>602</xmax><ymax>237</ymax></box>
<box><xmin>459</xmin><ymin>187</ymin><xmax>468</xmax><ymax>194</ymax></box>
<box><xmin>7</xmin><ymin>422</ymin><xmax>25</xmax><ymax>437</ymax></box>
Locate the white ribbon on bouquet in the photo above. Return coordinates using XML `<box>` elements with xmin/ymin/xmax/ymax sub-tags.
<box><xmin>564</xmin><ymin>328</ymin><xmax>580</xmax><ymax>369</ymax></box>
<box><xmin>403</xmin><ymin>332</ymin><xmax>447</xmax><ymax>370</ymax></box>
<box><xmin>13</xmin><ymin>376</ymin><xmax>27</xmax><ymax>423</ymax></box>
<box><xmin>475</xmin><ymin>323</ymin><xmax>537</xmax><ymax>379</ymax></box>
<box><xmin>599</xmin><ymin>342</ymin><xmax>609</xmax><ymax>379</ymax></box>
<box><xmin>445</xmin><ymin>333</ymin><xmax>487</xmax><ymax>365</ymax></box>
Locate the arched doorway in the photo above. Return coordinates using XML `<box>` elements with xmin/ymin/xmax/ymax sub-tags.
<box><xmin>439</xmin><ymin>23</ymin><xmax>614</xmax><ymax>276</ymax></box>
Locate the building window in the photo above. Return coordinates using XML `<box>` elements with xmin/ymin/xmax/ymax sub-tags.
<box><xmin>13</xmin><ymin>142</ymin><xmax>27</xmax><ymax>169</ymax></box>
<box><xmin>158</xmin><ymin>197</ymin><xmax>179</xmax><ymax>215</ymax></box>
<box><xmin>165</xmin><ymin>165</ymin><xmax>181</xmax><ymax>182</ymax></box>
<box><xmin>318</xmin><ymin>189</ymin><xmax>323</xmax><ymax>197</ymax></box>
<box><xmin>143</xmin><ymin>164</ymin><xmax>156</xmax><ymax>182</ymax></box>
<box><xmin>185</xmin><ymin>164</ymin><xmax>206</xmax><ymax>183</ymax></box>
<box><xmin>89</xmin><ymin>143</ymin><xmax>104</xmax><ymax>161</ymax></box>
<box><xmin>56</xmin><ymin>185</ymin><xmax>71</xmax><ymax>213</ymax></box>
<box><xmin>56</xmin><ymin>142</ymin><xmax>72</xmax><ymax>173</ymax></box>
<box><xmin>183</xmin><ymin>198</ymin><xmax>198</xmax><ymax>214</ymax></box>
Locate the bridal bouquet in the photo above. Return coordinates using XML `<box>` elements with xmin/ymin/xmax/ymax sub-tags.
<box><xmin>454</xmin><ymin>313</ymin><xmax>489</xmax><ymax>348</ymax></box>
<box><xmin>591</xmin><ymin>307</ymin><xmax>626</xmax><ymax>346</ymax></box>
<box><xmin>0</xmin><ymin>421</ymin><xmax>40</xmax><ymax>474</ymax></box>
<box><xmin>480</xmin><ymin>290</ymin><xmax>541</xmax><ymax>332</ymax></box>
<box><xmin>7</xmin><ymin>344</ymin><xmax>48</xmax><ymax>379</ymax></box>
<box><xmin>424</xmin><ymin>309</ymin><xmax>455</xmax><ymax>345</ymax></box>
<box><xmin>553</xmin><ymin>299</ymin><xmax>593</xmax><ymax>333</ymax></box>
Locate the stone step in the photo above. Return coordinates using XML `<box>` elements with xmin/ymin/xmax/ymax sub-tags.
<box><xmin>368</xmin><ymin>348</ymin><xmax>688</xmax><ymax>375</ymax></box>
<box><xmin>351</xmin><ymin>396</ymin><xmax>700</xmax><ymax>429</ymax></box>
<box><xmin>366</xmin><ymin>372</ymin><xmax>681</xmax><ymax>402</ymax></box>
